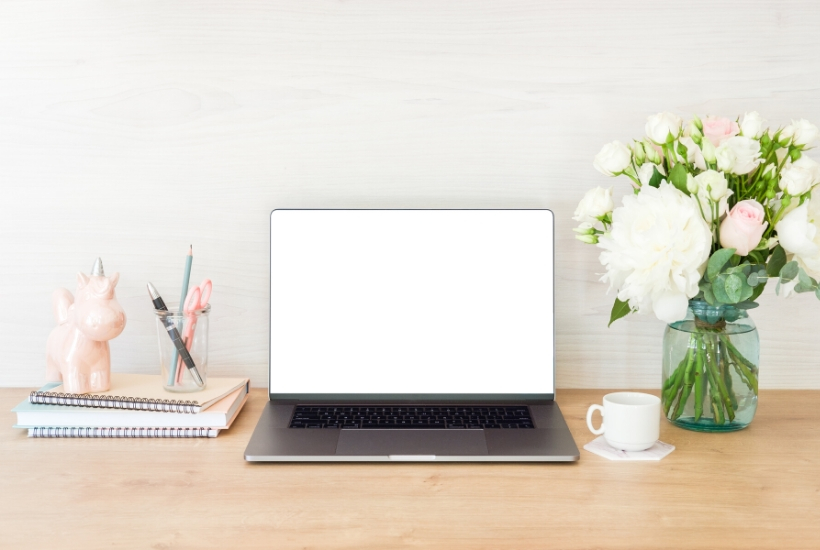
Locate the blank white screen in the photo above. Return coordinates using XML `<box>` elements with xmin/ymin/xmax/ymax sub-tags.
<box><xmin>269</xmin><ymin>210</ymin><xmax>554</xmax><ymax>395</ymax></box>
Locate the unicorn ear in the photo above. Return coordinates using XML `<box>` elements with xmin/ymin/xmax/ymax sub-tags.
<box><xmin>109</xmin><ymin>272</ymin><xmax>120</xmax><ymax>288</ymax></box>
<box><xmin>76</xmin><ymin>272</ymin><xmax>89</xmax><ymax>289</ymax></box>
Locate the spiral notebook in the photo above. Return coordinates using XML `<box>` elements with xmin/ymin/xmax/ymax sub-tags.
<box><xmin>29</xmin><ymin>374</ymin><xmax>248</xmax><ymax>413</ymax></box>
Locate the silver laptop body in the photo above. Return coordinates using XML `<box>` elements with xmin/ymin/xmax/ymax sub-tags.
<box><xmin>245</xmin><ymin>209</ymin><xmax>579</xmax><ymax>462</ymax></box>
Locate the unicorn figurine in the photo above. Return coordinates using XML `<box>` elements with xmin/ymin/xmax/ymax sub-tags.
<box><xmin>45</xmin><ymin>258</ymin><xmax>127</xmax><ymax>394</ymax></box>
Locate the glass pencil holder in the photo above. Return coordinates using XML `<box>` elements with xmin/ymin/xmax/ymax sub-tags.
<box><xmin>154</xmin><ymin>304</ymin><xmax>210</xmax><ymax>392</ymax></box>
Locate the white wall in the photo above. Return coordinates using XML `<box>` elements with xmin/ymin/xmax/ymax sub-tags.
<box><xmin>2</xmin><ymin>0</ymin><xmax>819</xmax><ymax>389</ymax></box>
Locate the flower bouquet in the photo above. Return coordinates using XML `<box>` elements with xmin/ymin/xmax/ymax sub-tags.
<box><xmin>575</xmin><ymin>112</ymin><xmax>820</xmax><ymax>431</ymax></box>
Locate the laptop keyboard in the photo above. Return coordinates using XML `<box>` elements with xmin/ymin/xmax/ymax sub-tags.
<box><xmin>288</xmin><ymin>405</ymin><xmax>534</xmax><ymax>429</ymax></box>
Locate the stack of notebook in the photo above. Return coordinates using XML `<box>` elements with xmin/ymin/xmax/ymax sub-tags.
<box><xmin>12</xmin><ymin>373</ymin><xmax>250</xmax><ymax>438</ymax></box>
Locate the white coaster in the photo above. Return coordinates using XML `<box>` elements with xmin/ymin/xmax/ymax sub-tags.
<box><xmin>583</xmin><ymin>435</ymin><xmax>675</xmax><ymax>461</ymax></box>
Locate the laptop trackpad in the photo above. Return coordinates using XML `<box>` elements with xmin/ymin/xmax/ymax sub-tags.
<box><xmin>336</xmin><ymin>429</ymin><xmax>488</xmax><ymax>456</ymax></box>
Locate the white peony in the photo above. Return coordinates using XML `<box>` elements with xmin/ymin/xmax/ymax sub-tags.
<box><xmin>778</xmin><ymin>156</ymin><xmax>820</xmax><ymax>196</ymax></box>
<box><xmin>593</xmin><ymin>141</ymin><xmax>632</xmax><ymax>176</ymax></box>
<box><xmin>679</xmin><ymin>136</ymin><xmax>707</xmax><ymax>170</ymax></box>
<box><xmin>781</xmin><ymin>119</ymin><xmax>820</xmax><ymax>148</ymax></box>
<box><xmin>573</xmin><ymin>186</ymin><xmax>614</xmax><ymax>223</ymax></box>
<box><xmin>775</xmin><ymin>199</ymin><xmax>820</xmax><ymax>279</ymax></box>
<box><xmin>645</xmin><ymin>112</ymin><xmax>682</xmax><ymax>145</ymax></box>
<box><xmin>715</xmin><ymin>136</ymin><xmax>762</xmax><ymax>175</ymax></box>
<box><xmin>597</xmin><ymin>182</ymin><xmax>712</xmax><ymax>323</ymax></box>
<box><xmin>740</xmin><ymin>111</ymin><xmax>766</xmax><ymax>139</ymax></box>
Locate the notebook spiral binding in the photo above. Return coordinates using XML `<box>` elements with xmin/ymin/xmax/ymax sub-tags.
<box><xmin>29</xmin><ymin>392</ymin><xmax>201</xmax><ymax>413</ymax></box>
<box><xmin>28</xmin><ymin>427</ymin><xmax>217</xmax><ymax>438</ymax></box>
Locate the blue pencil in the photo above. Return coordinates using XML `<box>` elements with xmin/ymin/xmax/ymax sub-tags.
<box><xmin>168</xmin><ymin>245</ymin><xmax>193</xmax><ymax>386</ymax></box>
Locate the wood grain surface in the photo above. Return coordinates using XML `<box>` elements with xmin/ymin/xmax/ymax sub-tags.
<box><xmin>2</xmin><ymin>387</ymin><xmax>818</xmax><ymax>549</ymax></box>
<box><xmin>2</xmin><ymin>1</ymin><xmax>820</xmax><ymax>389</ymax></box>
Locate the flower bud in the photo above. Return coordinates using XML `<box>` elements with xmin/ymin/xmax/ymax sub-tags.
<box><xmin>701</xmin><ymin>137</ymin><xmax>717</xmax><ymax>163</ymax></box>
<box><xmin>575</xmin><ymin>233</ymin><xmax>598</xmax><ymax>244</ymax></box>
<box><xmin>643</xmin><ymin>140</ymin><xmax>662</xmax><ymax>164</ymax></box>
<box><xmin>572</xmin><ymin>222</ymin><xmax>595</xmax><ymax>235</ymax></box>
<box><xmin>692</xmin><ymin>114</ymin><xmax>703</xmax><ymax>131</ymax></box>
<box><xmin>632</xmin><ymin>141</ymin><xmax>646</xmax><ymax>165</ymax></box>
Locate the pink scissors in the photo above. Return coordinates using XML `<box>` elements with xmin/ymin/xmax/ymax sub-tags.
<box><xmin>176</xmin><ymin>279</ymin><xmax>212</xmax><ymax>384</ymax></box>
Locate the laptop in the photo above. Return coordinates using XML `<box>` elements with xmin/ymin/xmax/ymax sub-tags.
<box><xmin>244</xmin><ymin>209</ymin><xmax>579</xmax><ymax>462</ymax></box>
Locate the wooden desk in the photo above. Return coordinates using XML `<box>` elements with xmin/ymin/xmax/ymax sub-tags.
<box><xmin>1</xmin><ymin>388</ymin><xmax>818</xmax><ymax>549</ymax></box>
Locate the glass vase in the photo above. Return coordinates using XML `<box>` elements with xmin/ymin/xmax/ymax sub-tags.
<box><xmin>662</xmin><ymin>300</ymin><xmax>759</xmax><ymax>432</ymax></box>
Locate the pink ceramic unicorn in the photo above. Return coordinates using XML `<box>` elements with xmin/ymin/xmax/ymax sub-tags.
<box><xmin>46</xmin><ymin>258</ymin><xmax>127</xmax><ymax>394</ymax></box>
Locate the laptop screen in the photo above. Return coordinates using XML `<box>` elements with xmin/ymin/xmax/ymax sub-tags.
<box><xmin>269</xmin><ymin>209</ymin><xmax>555</xmax><ymax>399</ymax></box>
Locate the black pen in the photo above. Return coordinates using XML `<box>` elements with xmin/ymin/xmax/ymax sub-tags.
<box><xmin>147</xmin><ymin>282</ymin><xmax>204</xmax><ymax>387</ymax></box>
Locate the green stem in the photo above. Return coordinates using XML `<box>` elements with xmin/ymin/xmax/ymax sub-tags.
<box><xmin>707</xmin><ymin>336</ymin><xmax>735</xmax><ymax>422</ymax></box>
<box><xmin>680</xmin><ymin>338</ymin><xmax>703</xmax><ymax>421</ymax></box>
<box><xmin>693</xmin><ymin>345</ymin><xmax>706</xmax><ymax>421</ymax></box>
<box><xmin>665</xmin><ymin>338</ymin><xmax>696</xmax><ymax>417</ymax></box>
<box><xmin>719</xmin><ymin>341</ymin><xmax>738</xmax><ymax>411</ymax></box>
<box><xmin>719</xmin><ymin>336</ymin><xmax>759</xmax><ymax>395</ymax></box>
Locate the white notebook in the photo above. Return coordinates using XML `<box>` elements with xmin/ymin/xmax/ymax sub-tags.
<box><xmin>14</xmin><ymin>386</ymin><xmax>248</xmax><ymax>428</ymax></box>
<box><xmin>28</xmin><ymin>374</ymin><xmax>249</xmax><ymax>413</ymax></box>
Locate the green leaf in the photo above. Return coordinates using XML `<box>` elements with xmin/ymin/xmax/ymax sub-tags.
<box><xmin>735</xmin><ymin>301</ymin><xmax>760</xmax><ymax>310</ymax></box>
<box><xmin>780</xmin><ymin>260</ymin><xmax>799</xmax><ymax>283</ymax></box>
<box><xmin>747</xmin><ymin>272</ymin><xmax>759</xmax><ymax>287</ymax></box>
<box><xmin>816</xmin><ymin>287</ymin><xmax>820</xmax><ymax>300</ymax></box>
<box><xmin>707</xmin><ymin>248</ymin><xmax>737</xmax><ymax>281</ymax></box>
<box><xmin>750</xmin><ymin>278</ymin><xmax>767</xmax><ymax>301</ymax></box>
<box><xmin>648</xmin><ymin>166</ymin><xmax>664</xmax><ymax>188</ymax></box>
<box><xmin>608</xmin><ymin>298</ymin><xmax>632</xmax><ymax>327</ymax></box>
<box><xmin>703</xmin><ymin>286</ymin><xmax>716</xmax><ymax>305</ymax></box>
<box><xmin>766</xmin><ymin>245</ymin><xmax>787</xmax><ymax>277</ymax></box>
<box><xmin>798</xmin><ymin>268</ymin><xmax>817</xmax><ymax>289</ymax></box>
<box><xmin>725</xmin><ymin>273</ymin><xmax>744</xmax><ymax>303</ymax></box>
<box><xmin>669</xmin><ymin>163</ymin><xmax>689</xmax><ymax>194</ymax></box>
<box><xmin>712</xmin><ymin>275</ymin><xmax>730</xmax><ymax>304</ymax></box>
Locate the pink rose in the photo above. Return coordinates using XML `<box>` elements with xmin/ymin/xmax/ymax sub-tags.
<box><xmin>702</xmin><ymin>116</ymin><xmax>740</xmax><ymax>147</ymax></box>
<box><xmin>719</xmin><ymin>200</ymin><xmax>768</xmax><ymax>256</ymax></box>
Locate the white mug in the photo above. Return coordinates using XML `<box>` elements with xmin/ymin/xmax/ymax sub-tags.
<box><xmin>586</xmin><ymin>392</ymin><xmax>660</xmax><ymax>451</ymax></box>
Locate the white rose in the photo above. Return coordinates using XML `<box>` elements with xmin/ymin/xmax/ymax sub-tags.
<box><xmin>597</xmin><ymin>182</ymin><xmax>712</xmax><ymax>323</ymax></box>
<box><xmin>679</xmin><ymin>136</ymin><xmax>706</xmax><ymax>170</ymax></box>
<box><xmin>692</xmin><ymin>169</ymin><xmax>729</xmax><ymax>201</ymax></box>
<box><xmin>740</xmin><ymin>111</ymin><xmax>766</xmax><ymax>139</ymax></box>
<box><xmin>645</xmin><ymin>112</ymin><xmax>682</xmax><ymax>145</ymax></box>
<box><xmin>715</xmin><ymin>142</ymin><xmax>736</xmax><ymax>172</ymax></box>
<box><xmin>573</xmin><ymin>186</ymin><xmax>614</xmax><ymax>223</ymax></box>
<box><xmin>637</xmin><ymin>163</ymin><xmax>665</xmax><ymax>186</ymax></box>
<box><xmin>775</xmin><ymin>199</ymin><xmax>820</xmax><ymax>279</ymax></box>
<box><xmin>716</xmin><ymin>136</ymin><xmax>762</xmax><ymax>175</ymax></box>
<box><xmin>779</xmin><ymin>156</ymin><xmax>820</xmax><ymax>196</ymax></box>
<box><xmin>593</xmin><ymin>141</ymin><xmax>632</xmax><ymax>176</ymax></box>
<box><xmin>782</xmin><ymin>119</ymin><xmax>820</xmax><ymax>148</ymax></box>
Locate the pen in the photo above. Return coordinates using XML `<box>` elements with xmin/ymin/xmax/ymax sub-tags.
<box><xmin>169</xmin><ymin>245</ymin><xmax>194</xmax><ymax>386</ymax></box>
<box><xmin>147</xmin><ymin>282</ymin><xmax>204</xmax><ymax>387</ymax></box>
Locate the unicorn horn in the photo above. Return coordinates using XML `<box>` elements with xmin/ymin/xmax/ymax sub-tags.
<box><xmin>90</xmin><ymin>257</ymin><xmax>105</xmax><ymax>277</ymax></box>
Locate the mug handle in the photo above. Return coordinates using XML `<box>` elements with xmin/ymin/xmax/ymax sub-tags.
<box><xmin>586</xmin><ymin>404</ymin><xmax>605</xmax><ymax>435</ymax></box>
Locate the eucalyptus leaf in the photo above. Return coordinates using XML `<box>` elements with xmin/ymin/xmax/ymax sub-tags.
<box><xmin>702</xmin><ymin>285</ymin><xmax>716</xmax><ymax>306</ymax></box>
<box><xmin>780</xmin><ymin>261</ymin><xmax>799</xmax><ymax>283</ymax></box>
<box><xmin>798</xmin><ymin>268</ymin><xmax>818</xmax><ymax>289</ymax></box>
<box><xmin>816</xmin><ymin>287</ymin><xmax>820</xmax><ymax>300</ymax></box>
<box><xmin>608</xmin><ymin>298</ymin><xmax>632</xmax><ymax>327</ymax></box>
<box><xmin>735</xmin><ymin>301</ymin><xmax>760</xmax><ymax>310</ymax></box>
<box><xmin>747</xmin><ymin>272</ymin><xmax>759</xmax><ymax>287</ymax></box>
<box><xmin>725</xmin><ymin>273</ymin><xmax>744</xmax><ymax>303</ymax></box>
<box><xmin>712</xmin><ymin>275</ymin><xmax>730</xmax><ymax>304</ymax></box>
<box><xmin>707</xmin><ymin>248</ymin><xmax>736</xmax><ymax>282</ymax></box>
<box><xmin>794</xmin><ymin>283</ymin><xmax>813</xmax><ymax>293</ymax></box>
<box><xmin>766</xmin><ymin>245</ymin><xmax>787</xmax><ymax>277</ymax></box>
